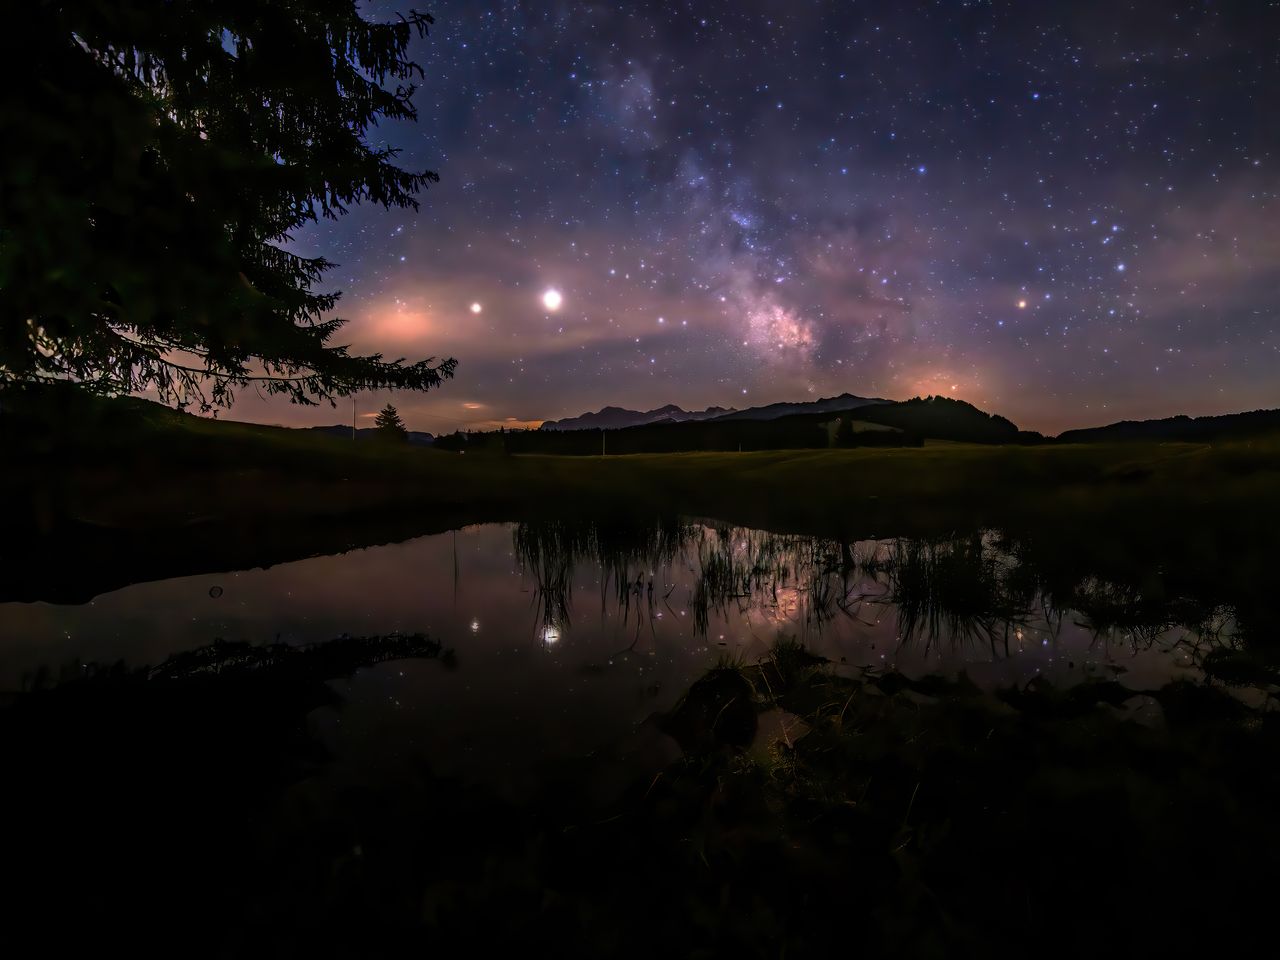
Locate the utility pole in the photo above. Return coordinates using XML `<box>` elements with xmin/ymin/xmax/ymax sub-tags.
<box><xmin>602</xmin><ymin>430</ymin><xmax>606</xmax><ymax>456</ymax></box>
<box><xmin>352</xmin><ymin>397</ymin><xmax>357</xmax><ymax>441</ymax></box>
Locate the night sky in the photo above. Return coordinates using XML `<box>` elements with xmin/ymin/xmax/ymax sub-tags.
<box><xmin>239</xmin><ymin>0</ymin><xmax>1279</xmax><ymax>435</ymax></box>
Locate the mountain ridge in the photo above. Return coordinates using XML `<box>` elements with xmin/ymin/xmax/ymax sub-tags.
<box><xmin>533</xmin><ymin>391</ymin><xmax>1280</xmax><ymax>446</ymax></box>
<box><xmin>540</xmin><ymin>404</ymin><xmax>736</xmax><ymax>431</ymax></box>
<box><xmin>541</xmin><ymin>392</ymin><xmax>890</xmax><ymax>431</ymax></box>
<box><xmin>709</xmin><ymin>392</ymin><xmax>890</xmax><ymax>422</ymax></box>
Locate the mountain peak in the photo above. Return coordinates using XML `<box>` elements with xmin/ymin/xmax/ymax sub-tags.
<box><xmin>540</xmin><ymin>403</ymin><xmax>737</xmax><ymax>431</ymax></box>
<box><xmin>540</xmin><ymin>393</ymin><xmax>895</xmax><ymax>431</ymax></box>
<box><xmin>710</xmin><ymin>393</ymin><xmax>890</xmax><ymax>423</ymax></box>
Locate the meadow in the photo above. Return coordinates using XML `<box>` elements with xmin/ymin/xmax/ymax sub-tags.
<box><xmin>6</xmin><ymin>385</ymin><xmax>1279</xmax><ymax>611</ymax></box>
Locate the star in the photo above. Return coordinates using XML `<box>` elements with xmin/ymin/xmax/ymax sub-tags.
<box><xmin>249</xmin><ymin>1</ymin><xmax>1279</xmax><ymax>436</ymax></box>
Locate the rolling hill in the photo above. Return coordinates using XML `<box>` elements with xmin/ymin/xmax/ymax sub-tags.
<box><xmin>1057</xmin><ymin>409</ymin><xmax>1280</xmax><ymax>444</ymax></box>
<box><xmin>709</xmin><ymin>392</ymin><xmax>890</xmax><ymax>422</ymax></box>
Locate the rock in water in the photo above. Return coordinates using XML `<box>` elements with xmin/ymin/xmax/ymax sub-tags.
<box><xmin>659</xmin><ymin>668</ymin><xmax>757</xmax><ymax>753</ymax></box>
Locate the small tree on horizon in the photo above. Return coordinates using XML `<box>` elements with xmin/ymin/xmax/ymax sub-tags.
<box><xmin>834</xmin><ymin>416</ymin><xmax>856</xmax><ymax>447</ymax></box>
<box><xmin>374</xmin><ymin>403</ymin><xmax>408</xmax><ymax>441</ymax></box>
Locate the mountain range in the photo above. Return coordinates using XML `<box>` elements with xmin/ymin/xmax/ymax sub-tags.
<box><xmin>540</xmin><ymin>393</ymin><xmax>888</xmax><ymax>431</ymax></box>
<box><xmin>535</xmin><ymin>392</ymin><xmax>1280</xmax><ymax>447</ymax></box>
<box><xmin>540</xmin><ymin>403</ymin><xmax>736</xmax><ymax>431</ymax></box>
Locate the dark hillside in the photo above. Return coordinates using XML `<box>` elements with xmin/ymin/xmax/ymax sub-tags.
<box><xmin>1057</xmin><ymin>409</ymin><xmax>1280</xmax><ymax>444</ymax></box>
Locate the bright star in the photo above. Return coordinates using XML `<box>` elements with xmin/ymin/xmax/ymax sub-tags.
<box><xmin>542</xmin><ymin>288</ymin><xmax>563</xmax><ymax>311</ymax></box>
<box><xmin>470</xmin><ymin>302</ymin><xmax>483</xmax><ymax>314</ymax></box>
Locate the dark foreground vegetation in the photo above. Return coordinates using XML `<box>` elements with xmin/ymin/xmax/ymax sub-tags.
<box><xmin>4</xmin><ymin>630</ymin><xmax>1277</xmax><ymax>956</ymax></box>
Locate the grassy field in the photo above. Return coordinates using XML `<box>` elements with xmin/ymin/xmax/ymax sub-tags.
<box><xmin>5</xmin><ymin>386</ymin><xmax>1280</xmax><ymax>608</ymax></box>
<box><xmin>11</xmin><ymin>388</ymin><xmax>1279</xmax><ymax>527</ymax></box>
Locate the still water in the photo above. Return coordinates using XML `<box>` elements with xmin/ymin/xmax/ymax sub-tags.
<box><xmin>0</xmin><ymin>520</ymin><xmax>1225</xmax><ymax>791</ymax></box>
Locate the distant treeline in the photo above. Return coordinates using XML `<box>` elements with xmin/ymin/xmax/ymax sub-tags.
<box><xmin>436</xmin><ymin>397</ymin><xmax>1037</xmax><ymax>455</ymax></box>
<box><xmin>1057</xmin><ymin>409</ymin><xmax>1280</xmax><ymax>444</ymax></box>
<box><xmin>305</xmin><ymin>424</ymin><xmax>435</xmax><ymax>447</ymax></box>
<box><xmin>437</xmin><ymin>418</ymin><xmax>920</xmax><ymax>455</ymax></box>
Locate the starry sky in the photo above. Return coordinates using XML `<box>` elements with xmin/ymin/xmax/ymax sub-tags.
<box><xmin>237</xmin><ymin>0</ymin><xmax>1280</xmax><ymax>435</ymax></box>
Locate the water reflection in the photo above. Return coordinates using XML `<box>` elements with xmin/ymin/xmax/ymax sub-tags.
<box><xmin>0</xmin><ymin>518</ymin><xmax>1250</xmax><ymax>790</ymax></box>
<box><xmin>511</xmin><ymin>519</ymin><xmax>1237</xmax><ymax>684</ymax></box>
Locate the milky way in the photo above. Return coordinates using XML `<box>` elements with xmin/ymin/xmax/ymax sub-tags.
<box><xmin>238</xmin><ymin>1</ymin><xmax>1280</xmax><ymax>434</ymax></box>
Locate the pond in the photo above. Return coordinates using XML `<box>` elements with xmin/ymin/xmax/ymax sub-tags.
<box><xmin>0</xmin><ymin>519</ymin><xmax>1232</xmax><ymax>794</ymax></box>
